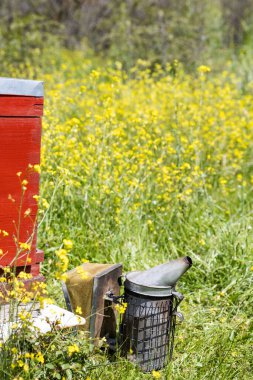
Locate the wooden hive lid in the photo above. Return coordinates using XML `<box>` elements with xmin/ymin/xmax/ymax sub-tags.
<box><xmin>0</xmin><ymin>77</ymin><xmax>44</xmax><ymax>97</ymax></box>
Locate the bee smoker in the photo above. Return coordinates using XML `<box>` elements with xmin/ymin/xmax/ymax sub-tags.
<box><xmin>62</xmin><ymin>257</ymin><xmax>192</xmax><ymax>372</ymax></box>
<box><xmin>119</xmin><ymin>256</ymin><xmax>192</xmax><ymax>372</ymax></box>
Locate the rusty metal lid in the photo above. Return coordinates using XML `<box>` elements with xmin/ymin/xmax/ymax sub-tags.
<box><xmin>124</xmin><ymin>271</ymin><xmax>174</xmax><ymax>297</ymax></box>
<box><xmin>0</xmin><ymin>77</ymin><xmax>44</xmax><ymax>97</ymax></box>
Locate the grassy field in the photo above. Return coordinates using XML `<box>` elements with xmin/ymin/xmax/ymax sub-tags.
<box><xmin>1</xmin><ymin>51</ymin><xmax>253</xmax><ymax>379</ymax></box>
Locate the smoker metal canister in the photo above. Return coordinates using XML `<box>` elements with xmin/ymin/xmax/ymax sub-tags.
<box><xmin>120</xmin><ymin>272</ymin><xmax>184</xmax><ymax>372</ymax></box>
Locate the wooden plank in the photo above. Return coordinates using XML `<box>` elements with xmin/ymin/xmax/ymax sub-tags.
<box><xmin>0</xmin><ymin>96</ymin><xmax>43</xmax><ymax>117</ymax></box>
<box><xmin>30</xmin><ymin>263</ymin><xmax>40</xmax><ymax>276</ymax></box>
<box><xmin>0</xmin><ymin>117</ymin><xmax>41</xmax><ymax>266</ymax></box>
<box><xmin>0</xmin><ymin>274</ymin><xmax>45</xmax><ymax>304</ymax></box>
<box><xmin>90</xmin><ymin>264</ymin><xmax>122</xmax><ymax>340</ymax></box>
<box><xmin>35</xmin><ymin>249</ymin><xmax>44</xmax><ymax>263</ymax></box>
<box><xmin>0</xmin><ymin>249</ymin><xmax>38</xmax><ymax>266</ymax></box>
<box><xmin>0</xmin><ymin>302</ymin><xmax>40</xmax><ymax>324</ymax></box>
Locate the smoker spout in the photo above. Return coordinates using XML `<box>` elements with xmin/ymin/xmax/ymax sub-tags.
<box><xmin>128</xmin><ymin>256</ymin><xmax>192</xmax><ymax>287</ymax></box>
<box><xmin>184</xmin><ymin>256</ymin><xmax>192</xmax><ymax>266</ymax></box>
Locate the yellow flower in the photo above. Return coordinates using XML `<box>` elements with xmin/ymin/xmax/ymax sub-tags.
<box><xmin>42</xmin><ymin>198</ymin><xmax>49</xmax><ymax>209</ymax></box>
<box><xmin>16</xmin><ymin>171</ymin><xmax>22</xmax><ymax>177</ymax></box>
<box><xmin>76</xmin><ymin>266</ymin><xmax>90</xmax><ymax>280</ymax></box>
<box><xmin>19</xmin><ymin>242</ymin><xmax>31</xmax><ymax>251</ymax></box>
<box><xmin>8</xmin><ymin>194</ymin><xmax>15</xmax><ymax>203</ymax></box>
<box><xmin>24</xmin><ymin>208</ymin><xmax>31</xmax><ymax>217</ymax></box>
<box><xmin>67</xmin><ymin>344</ymin><xmax>79</xmax><ymax>356</ymax></box>
<box><xmin>197</xmin><ymin>65</ymin><xmax>211</xmax><ymax>73</ymax></box>
<box><xmin>75</xmin><ymin>306</ymin><xmax>82</xmax><ymax>314</ymax></box>
<box><xmin>60</xmin><ymin>273</ymin><xmax>68</xmax><ymax>282</ymax></box>
<box><xmin>115</xmin><ymin>302</ymin><xmax>127</xmax><ymax>314</ymax></box>
<box><xmin>33</xmin><ymin>164</ymin><xmax>41</xmax><ymax>173</ymax></box>
<box><xmin>36</xmin><ymin>351</ymin><xmax>45</xmax><ymax>364</ymax></box>
<box><xmin>56</xmin><ymin>248</ymin><xmax>69</xmax><ymax>273</ymax></box>
<box><xmin>18</xmin><ymin>271</ymin><xmax>32</xmax><ymax>280</ymax></box>
<box><xmin>22</xmin><ymin>179</ymin><xmax>28</xmax><ymax>186</ymax></box>
<box><xmin>63</xmin><ymin>239</ymin><xmax>73</xmax><ymax>250</ymax></box>
<box><xmin>152</xmin><ymin>370</ymin><xmax>161</xmax><ymax>379</ymax></box>
<box><xmin>17</xmin><ymin>360</ymin><xmax>24</xmax><ymax>367</ymax></box>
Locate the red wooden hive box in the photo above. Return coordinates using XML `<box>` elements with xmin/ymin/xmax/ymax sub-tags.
<box><xmin>0</xmin><ymin>78</ymin><xmax>44</xmax><ymax>278</ymax></box>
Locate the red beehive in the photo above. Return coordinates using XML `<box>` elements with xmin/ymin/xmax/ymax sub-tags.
<box><xmin>0</xmin><ymin>78</ymin><xmax>44</xmax><ymax>277</ymax></box>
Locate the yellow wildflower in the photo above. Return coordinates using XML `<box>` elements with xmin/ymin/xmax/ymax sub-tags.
<box><xmin>152</xmin><ymin>370</ymin><xmax>161</xmax><ymax>379</ymax></box>
<box><xmin>19</xmin><ymin>242</ymin><xmax>31</xmax><ymax>251</ymax></box>
<box><xmin>42</xmin><ymin>198</ymin><xmax>49</xmax><ymax>209</ymax></box>
<box><xmin>36</xmin><ymin>351</ymin><xmax>45</xmax><ymax>363</ymax></box>
<box><xmin>24</xmin><ymin>208</ymin><xmax>31</xmax><ymax>217</ymax></box>
<box><xmin>33</xmin><ymin>164</ymin><xmax>41</xmax><ymax>173</ymax></box>
<box><xmin>63</xmin><ymin>239</ymin><xmax>73</xmax><ymax>250</ymax></box>
<box><xmin>67</xmin><ymin>343</ymin><xmax>80</xmax><ymax>356</ymax></box>
<box><xmin>197</xmin><ymin>65</ymin><xmax>211</xmax><ymax>73</ymax></box>
<box><xmin>76</xmin><ymin>266</ymin><xmax>90</xmax><ymax>280</ymax></box>
<box><xmin>115</xmin><ymin>302</ymin><xmax>127</xmax><ymax>314</ymax></box>
<box><xmin>76</xmin><ymin>306</ymin><xmax>82</xmax><ymax>314</ymax></box>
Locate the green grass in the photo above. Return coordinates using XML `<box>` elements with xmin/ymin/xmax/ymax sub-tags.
<box><xmin>39</xmin><ymin>53</ymin><xmax>253</xmax><ymax>379</ymax></box>
<box><xmin>44</xmin><ymin>193</ymin><xmax>253</xmax><ymax>379</ymax></box>
<box><xmin>1</xmin><ymin>49</ymin><xmax>253</xmax><ymax>379</ymax></box>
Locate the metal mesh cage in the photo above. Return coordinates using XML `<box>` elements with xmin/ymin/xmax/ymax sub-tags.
<box><xmin>119</xmin><ymin>289</ymin><xmax>178</xmax><ymax>372</ymax></box>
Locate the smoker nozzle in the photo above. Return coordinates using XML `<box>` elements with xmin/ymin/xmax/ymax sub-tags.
<box><xmin>126</xmin><ymin>256</ymin><xmax>192</xmax><ymax>288</ymax></box>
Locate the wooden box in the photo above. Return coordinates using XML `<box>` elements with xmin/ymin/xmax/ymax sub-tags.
<box><xmin>0</xmin><ymin>78</ymin><xmax>44</xmax><ymax>273</ymax></box>
<box><xmin>63</xmin><ymin>263</ymin><xmax>122</xmax><ymax>344</ymax></box>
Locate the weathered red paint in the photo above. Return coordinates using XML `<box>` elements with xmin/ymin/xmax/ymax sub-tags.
<box><xmin>0</xmin><ymin>96</ymin><xmax>43</xmax><ymax>117</ymax></box>
<box><xmin>30</xmin><ymin>263</ymin><xmax>41</xmax><ymax>276</ymax></box>
<box><xmin>0</xmin><ymin>93</ymin><xmax>43</xmax><ymax>270</ymax></box>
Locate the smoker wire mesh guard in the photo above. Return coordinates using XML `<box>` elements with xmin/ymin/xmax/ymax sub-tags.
<box><xmin>119</xmin><ymin>279</ymin><xmax>184</xmax><ymax>372</ymax></box>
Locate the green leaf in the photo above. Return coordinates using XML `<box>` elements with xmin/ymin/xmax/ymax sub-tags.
<box><xmin>66</xmin><ymin>369</ymin><xmax>73</xmax><ymax>380</ymax></box>
<box><xmin>61</xmin><ymin>363</ymin><xmax>71</xmax><ymax>370</ymax></box>
<box><xmin>46</xmin><ymin>363</ymin><xmax>55</xmax><ymax>369</ymax></box>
